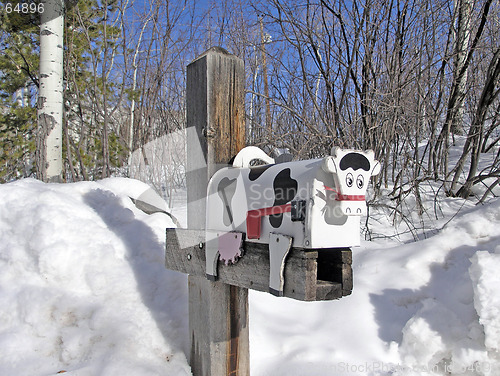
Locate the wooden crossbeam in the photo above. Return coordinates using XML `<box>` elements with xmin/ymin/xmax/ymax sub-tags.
<box><xmin>166</xmin><ymin>228</ymin><xmax>352</xmax><ymax>301</ymax></box>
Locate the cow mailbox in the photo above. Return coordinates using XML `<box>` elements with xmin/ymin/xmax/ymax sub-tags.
<box><xmin>204</xmin><ymin>146</ymin><xmax>380</xmax><ymax>296</ymax></box>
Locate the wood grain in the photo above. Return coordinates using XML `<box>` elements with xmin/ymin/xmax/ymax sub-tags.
<box><xmin>166</xmin><ymin>229</ymin><xmax>352</xmax><ymax>302</ymax></box>
<box><xmin>185</xmin><ymin>47</ymin><xmax>249</xmax><ymax>376</ymax></box>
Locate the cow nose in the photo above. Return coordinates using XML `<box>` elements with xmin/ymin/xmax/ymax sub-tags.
<box><xmin>339</xmin><ymin>201</ymin><xmax>366</xmax><ymax>216</ymax></box>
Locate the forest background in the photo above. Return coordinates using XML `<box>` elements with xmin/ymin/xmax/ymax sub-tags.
<box><xmin>1</xmin><ymin>0</ymin><xmax>500</xmax><ymax>226</ymax></box>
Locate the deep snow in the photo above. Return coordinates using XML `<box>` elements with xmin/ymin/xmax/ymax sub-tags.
<box><xmin>1</xmin><ymin>177</ymin><xmax>499</xmax><ymax>375</ymax></box>
<box><xmin>0</xmin><ymin>179</ymin><xmax>190</xmax><ymax>375</ymax></box>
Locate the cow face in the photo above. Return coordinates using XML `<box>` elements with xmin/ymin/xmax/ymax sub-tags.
<box><xmin>322</xmin><ymin>147</ymin><xmax>380</xmax><ymax>216</ymax></box>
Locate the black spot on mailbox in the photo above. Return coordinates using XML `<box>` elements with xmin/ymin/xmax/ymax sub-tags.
<box><xmin>248</xmin><ymin>164</ymin><xmax>274</xmax><ymax>181</ymax></box>
<box><xmin>217</xmin><ymin>177</ymin><xmax>237</xmax><ymax>226</ymax></box>
<box><xmin>270</xmin><ymin>168</ymin><xmax>297</xmax><ymax>228</ymax></box>
<box><xmin>339</xmin><ymin>153</ymin><xmax>370</xmax><ymax>171</ymax></box>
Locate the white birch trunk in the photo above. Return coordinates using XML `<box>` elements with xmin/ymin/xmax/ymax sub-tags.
<box><xmin>451</xmin><ymin>0</ymin><xmax>473</xmax><ymax>135</ymax></box>
<box><xmin>127</xmin><ymin>15</ymin><xmax>152</xmax><ymax>170</ymax></box>
<box><xmin>37</xmin><ymin>0</ymin><xmax>64</xmax><ymax>182</ymax></box>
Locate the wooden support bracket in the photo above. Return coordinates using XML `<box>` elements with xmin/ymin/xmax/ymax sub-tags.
<box><xmin>166</xmin><ymin>228</ymin><xmax>352</xmax><ymax>302</ymax></box>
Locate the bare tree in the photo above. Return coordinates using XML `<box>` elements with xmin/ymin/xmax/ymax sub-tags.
<box><xmin>452</xmin><ymin>46</ymin><xmax>500</xmax><ymax>198</ymax></box>
<box><xmin>449</xmin><ymin>0</ymin><xmax>473</xmax><ymax>136</ymax></box>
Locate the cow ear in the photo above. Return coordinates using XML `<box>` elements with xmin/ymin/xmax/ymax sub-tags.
<box><xmin>330</xmin><ymin>146</ymin><xmax>341</xmax><ymax>158</ymax></box>
<box><xmin>323</xmin><ymin>156</ymin><xmax>337</xmax><ymax>174</ymax></box>
<box><xmin>371</xmin><ymin>161</ymin><xmax>381</xmax><ymax>176</ymax></box>
<box><xmin>233</xmin><ymin>146</ymin><xmax>274</xmax><ymax>168</ymax></box>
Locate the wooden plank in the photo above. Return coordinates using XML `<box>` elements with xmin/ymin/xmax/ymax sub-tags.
<box><xmin>166</xmin><ymin>229</ymin><xmax>348</xmax><ymax>301</ymax></box>
<box><xmin>185</xmin><ymin>47</ymin><xmax>248</xmax><ymax>376</ymax></box>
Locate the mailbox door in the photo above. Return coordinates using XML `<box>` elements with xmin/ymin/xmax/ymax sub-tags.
<box><xmin>307</xmin><ymin>167</ymin><xmax>361</xmax><ymax>248</ymax></box>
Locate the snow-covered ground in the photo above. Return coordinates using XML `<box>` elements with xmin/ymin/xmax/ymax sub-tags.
<box><xmin>1</xmin><ymin>177</ymin><xmax>499</xmax><ymax>375</ymax></box>
<box><xmin>0</xmin><ymin>179</ymin><xmax>190</xmax><ymax>375</ymax></box>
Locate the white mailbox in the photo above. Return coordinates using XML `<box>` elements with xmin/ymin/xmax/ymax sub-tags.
<box><xmin>204</xmin><ymin>146</ymin><xmax>380</xmax><ymax>295</ymax></box>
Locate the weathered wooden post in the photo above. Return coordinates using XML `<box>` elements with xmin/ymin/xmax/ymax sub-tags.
<box><xmin>185</xmin><ymin>47</ymin><xmax>249</xmax><ymax>376</ymax></box>
<box><xmin>166</xmin><ymin>46</ymin><xmax>357</xmax><ymax>376</ymax></box>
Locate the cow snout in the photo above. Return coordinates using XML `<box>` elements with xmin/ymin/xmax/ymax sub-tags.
<box><xmin>339</xmin><ymin>201</ymin><xmax>366</xmax><ymax>216</ymax></box>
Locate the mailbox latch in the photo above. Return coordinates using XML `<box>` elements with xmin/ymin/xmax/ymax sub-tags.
<box><xmin>291</xmin><ymin>200</ymin><xmax>306</xmax><ymax>222</ymax></box>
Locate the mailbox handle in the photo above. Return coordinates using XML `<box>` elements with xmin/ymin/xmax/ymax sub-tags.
<box><xmin>246</xmin><ymin>203</ymin><xmax>291</xmax><ymax>239</ymax></box>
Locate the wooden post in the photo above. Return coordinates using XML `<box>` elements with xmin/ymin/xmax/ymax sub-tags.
<box><xmin>186</xmin><ymin>47</ymin><xmax>249</xmax><ymax>376</ymax></box>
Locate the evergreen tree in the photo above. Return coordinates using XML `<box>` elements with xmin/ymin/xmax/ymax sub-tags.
<box><xmin>0</xmin><ymin>5</ymin><xmax>39</xmax><ymax>182</ymax></box>
<box><xmin>63</xmin><ymin>0</ymin><xmax>128</xmax><ymax>180</ymax></box>
<box><xmin>0</xmin><ymin>0</ymin><xmax>127</xmax><ymax>182</ymax></box>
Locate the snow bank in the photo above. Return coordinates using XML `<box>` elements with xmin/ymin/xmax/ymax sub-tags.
<box><xmin>0</xmin><ymin>179</ymin><xmax>189</xmax><ymax>376</ymax></box>
<box><xmin>251</xmin><ymin>198</ymin><xmax>500</xmax><ymax>376</ymax></box>
<box><xmin>1</xmin><ymin>177</ymin><xmax>500</xmax><ymax>376</ymax></box>
<box><xmin>470</xmin><ymin>251</ymin><xmax>500</xmax><ymax>353</ymax></box>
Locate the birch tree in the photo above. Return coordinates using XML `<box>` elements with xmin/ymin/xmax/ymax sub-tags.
<box><xmin>36</xmin><ymin>0</ymin><xmax>64</xmax><ymax>182</ymax></box>
<box><xmin>449</xmin><ymin>0</ymin><xmax>473</xmax><ymax>136</ymax></box>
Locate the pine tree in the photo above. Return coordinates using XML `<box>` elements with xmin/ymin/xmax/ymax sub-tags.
<box><xmin>0</xmin><ymin>4</ymin><xmax>39</xmax><ymax>182</ymax></box>
<box><xmin>0</xmin><ymin>0</ymin><xmax>127</xmax><ymax>182</ymax></box>
<box><xmin>63</xmin><ymin>0</ymin><xmax>128</xmax><ymax>180</ymax></box>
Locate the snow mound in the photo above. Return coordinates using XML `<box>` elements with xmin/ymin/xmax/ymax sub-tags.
<box><xmin>0</xmin><ymin>179</ymin><xmax>189</xmax><ymax>376</ymax></box>
<box><xmin>2</xmin><ymin>178</ymin><xmax>500</xmax><ymax>375</ymax></box>
<box><xmin>251</xmin><ymin>198</ymin><xmax>500</xmax><ymax>376</ymax></box>
<box><xmin>470</xmin><ymin>251</ymin><xmax>500</xmax><ymax>352</ymax></box>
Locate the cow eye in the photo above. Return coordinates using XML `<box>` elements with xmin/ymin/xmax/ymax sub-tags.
<box><xmin>346</xmin><ymin>173</ymin><xmax>353</xmax><ymax>187</ymax></box>
<box><xmin>357</xmin><ymin>175</ymin><xmax>364</xmax><ymax>189</ymax></box>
